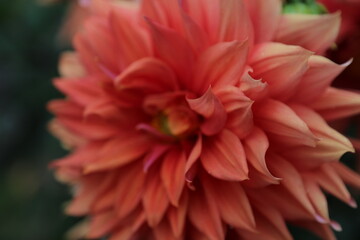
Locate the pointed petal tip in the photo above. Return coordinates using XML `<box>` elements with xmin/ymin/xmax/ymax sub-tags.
<box><xmin>330</xmin><ymin>220</ymin><xmax>342</xmax><ymax>232</ymax></box>
<box><xmin>349</xmin><ymin>198</ymin><xmax>358</xmax><ymax>208</ymax></box>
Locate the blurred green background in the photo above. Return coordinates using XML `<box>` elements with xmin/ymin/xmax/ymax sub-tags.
<box><xmin>0</xmin><ymin>0</ymin><xmax>359</xmax><ymax>240</ymax></box>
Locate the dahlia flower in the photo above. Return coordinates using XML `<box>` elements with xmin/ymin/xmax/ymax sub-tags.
<box><xmin>49</xmin><ymin>0</ymin><xmax>360</xmax><ymax>239</ymax></box>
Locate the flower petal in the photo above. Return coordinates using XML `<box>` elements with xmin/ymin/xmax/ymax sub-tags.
<box><xmin>244</xmin><ymin>0</ymin><xmax>282</xmax><ymax>43</ymax></box>
<box><xmin>275</xmin><ymin>12</ymin><xmax>340</xmax><ymax>54</ymax></box>
<box><xmin>142</xmin><ymin>168</ymin><xmax>169</xmax><ymax>227</ymax></box>
<box><xmin>254</xmin><ymin>99</ymin><xmax>317</xmax><ymax>147</ymax></box>
<box><xmin>161</xmin><ymin>149</ymin><xmax>186</xmax><ymax>206</ymax></box>
<box><xmin>291</xmin><ymin>56</ymin><xmax>350</xmax><ymax>104</ymax></box>
<box><xmin>311</xmin><ymin>87</ymin><xmax>360</xmax><ymax>121</ymax></box>
<box><xmin>201</xmin><ymin>129</ymin><xmax>248</xmax><ymax>181</ymax></box>
<box><xmin>250</xmin><ymin>43</ymin><xmax>312</xmax><ymax>99</ymax></box>
<box><xmin>192</xmin><ymin>40</ymin><xmax>249</xmax><ymax>93</ymax></box>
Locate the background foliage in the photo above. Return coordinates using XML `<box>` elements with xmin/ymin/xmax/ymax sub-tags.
<box><xmin>0</xmin><ymin>0</ymin><xmax>359</xmax><ymax>239</ymax></box>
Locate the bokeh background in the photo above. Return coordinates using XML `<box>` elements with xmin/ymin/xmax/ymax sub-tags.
<box><xmin>0</xmin><ymin>0</ymin><xmax>359</xmax><ymax>240</ymax></box>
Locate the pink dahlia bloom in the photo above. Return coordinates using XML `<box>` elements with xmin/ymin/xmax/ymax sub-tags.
<box><xmin>49</xmin><ymin>0</ymin><xmax>360</xmax><ymax>239</ymax></box>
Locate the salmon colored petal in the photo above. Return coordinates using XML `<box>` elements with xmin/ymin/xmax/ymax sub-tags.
<box><xmin>145</xmin><ymin>18</ymin><xmax>195</xmax><ymax>89</ymax></box>
<box><xmin>216</xmin><ymin>86</ymin><xmax>254</xmax><ymax>138</ymax></box>
<box><xmin>254</xmin><ymin>99</ymin><xmax>317</xmax><ymax>147</ymax></box>
<box><xmin>283</xmin><ymin>105</ymin><xmax>354</xmax><ymax>168</ymax></box>
<box><xmin>83</xmin><ymin>98</ymin><xmax>121</xmax><ymax>120</ymax></box>
<box><xmin>185</xmin><ymin>134</ymin><xmax>202</xmax><ymax>174</ymax></box>
<box><xmin>66</xmin><ymin>174</ymin><xmax>116</xmax><ymax>216</ymax></box>
<box><xmin>187</xmin><ymin>88</ymin><xmax>227</xmax><ymax>136</ymax></box>
<box><xmin>58</xmin><ymin>51</ymin><xmax>86</xmax><ymax>78</ymax></box>
<box><xmin>87</xmin><ymin>211</ymin><xmax>119</xmax><ymax>238</ymax></box>
<box><xmin>82</xmin><ymin>18</ymin><xmax>119</xmax><ymax>74</ymax></box>
<box><xmin>268</xmin><ymin>154</ymin><xmax>317</xmax><ymax>218</ymax></box>
<box><xmin>294</xmin><ymin>221</ymin><xmax>336</xmax><ymax>240</ymax></box>
<box><xmin>154</xmin><ymin>221</ymin><xmax>178</xmax><ymax>240</ymax></box>
<box><xmin>250</xmin><ymin>43</ymin><xmax>312</xmax><ymax>99</ymax></box>
<box><xmin>142</xmin><ymin>169</ymin><xmax>170</xmax><ymax>227</ymax></box>
<box><xmin>311</xmin><ymin>87</ymin><xmax>360</xmax><ymax>121</ymax></box>
<box><xmin>244</xmin><ymin>0</ymin><xmax>282</xmax><ymax>43</ymax></box>
<box><xmin>303</xmin><ymin>176</ymin><xmax>330</xmax><ymax>220</ymax></box>
<box><xmin>108</xmin><ymin>210</ymin><xmax>146</xmax><ymax>240</ymax></box>
<box><xmin>201</xmin><ymin>129</ymin><xmax>248</xmax><ymax>181</ymax></box>
<box><xmin>239</xmin><ymin>70</ymin><xmax>269</xmax><ymax>101</ymax></box>
<box><xmin>161</xmin><ymin>149</ymin><xmax>186</xmax><ymax>206</ymax></box>
<box><xmin>204</xmin><ymin>177</ymin><xmax>256</xmax><ymax>231</ymax></box>
<box><xmin>182</xmin><ymin>0</ymin><xmax>220</xmax><ymax>44</ymax></box>
<box><xmin>48</xmin><ymin>120</ymin><xmax>86</xmax><ymax>149</ymax></box>
<box><xmin>109</xmin><ymin>8</ymin><xmax>152</xmax><ymax>68</ymax></box>
<box><xmin>291</xmin><ymin>56</ymin><xmax>351</xmax><ymax>104</ymax></box>
<box><xmin>243</xmin><ymin>127</ymin><xmax>279</xmax><ymax>183</ymax></box>
<box><xmin>192</xmin><ymin>41</ymin><xmax>249</xmax><ymax>93</ymax></box>
<box><xmin>115</xmin><ymin>163</ymin><xmax>145</xmax><ymax>219</ymax></box>
<box><xmin>275</xmin><ymin>13</ymin><xmax>340</xmax><ymax>54</ymax></box>
<box><xmin>239</xmin><ymin>201</ymin><xmax>292</xmax><ymax>240</ymax></box>
<box><xmin>315</xmin><ymin>164</ymin><xmax>354</xmax><ymax>206</ymax></box>
<box><xmin>189</xmin><ymin>189</ymin><xmax>224</xmax><ymax>240</ymax></box>
<box><xmin>115</xmin><ymin>57</ymin><xmax>178</xmax><ymax>93</ymax></box>
<box><xmin>333</xmin><ymin>162</ymin><xmax>360</xmax><ymax>190</ymax></box>
<box><xmin>168</xmin><ymin>192</ymin><xmax>188</xmax><ymax>238</ymax></box>
<box><xmin>53</xmin><ymin>78</ymin><xmax>101</xmax><ymax>106</ymax></box>
<box><xmin>84</xmin><ymin>134</ymin><xmax>151</xmax><ymax>173</ymax></box>
<box><xmin>218</xmin><ymin>0</ymin><xmax>253</xmax><ymax>44</ymax></box>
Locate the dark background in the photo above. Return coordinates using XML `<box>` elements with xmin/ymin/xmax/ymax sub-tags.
<box><xmin>0</xmin><ymin>0</ymin><xmax>359</xmax><ymax>240</ymax></box>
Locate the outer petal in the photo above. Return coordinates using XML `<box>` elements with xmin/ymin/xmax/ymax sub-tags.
<box><xmin>110</xmin><ymin>8</ymin><xmax>152</xmax><ymax>68</ymax></box>
<box><xmin>244</xmin><ymin>0</ymin><xmax>282</xmax><ymax>43</ymax></box>
<box><xmin>145</xmin><ymin>18</ymin><xmax>195</xmax><ymax>89</ymax></box>
<box><xmin>200</xmin><ymin>129</ymin><xmax>248</xmax><ymax>181</ymax></box>
<box><xmin>250</xmin><ymin>43</ymin><xmax>312</xmax><ymax>99</ymax></box>
<box><xmin>84</xmin><ymin>134</ymin><xmax>152</xmax><ymax>173</ymax></box>
<box><xmin>218</xmin><ymin>0</ymin><xmax>253</xmax><ymax>45</ymax></box>
<box><xmin>291</xmin><ymin>56</ymin><xmax>350</xmax><ymax>103</ymax></box>
<box><xmin>243</xmin><ymin>127</ymin><xmax>279</xmax><ymax>183</ymax></box>
<box><xmin>275</xmin><ymin>13</ymin><xmax>340</xmax><ymax>54</ymax></box>
<box><xmin>311</xmin><ymin>87</ymin><xmax>360</xmax><ymax>120</ymax></box>
<box><xmin>142</xmin><ymin>168</ymin><xmax>170</xmax><ymax>227</ymax></box>
<box><xmin>189</xmin><ymin>189</ymin><xmax>224</xmax><ymax>240</ymax></box>
<box><xmin>161</xmin><ymin>149</ymin><xmax>186</xmax><ymax>206</ymax></box>
<box><xmin>204</xmin><ymin>177</ymin><xmax>256</xmax><ymax>231</ymax></box>
<box><xmin>191</xmin><ymin>41</ymin><xmax>249</xmax><ymax>94</ymax></box>
<box><xmin>58</xmin><ymin>51</ymin><xmax>86</xmax><ymax>78</ymax></box>
<box><xmin>254</xmin><ymin>99</ymin><xmax>317</xmax><ymax>147</ymax></box>
<box><xmin>115</xmin><ymin>57</ymin><xmax>178</xmax><ymax>93</ymax></box>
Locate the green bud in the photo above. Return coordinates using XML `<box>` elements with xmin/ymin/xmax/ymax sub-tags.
<box><xmin>283</xmin><ymin>0</ymin><xmax>328</xmax><ymax>15</ymax></box>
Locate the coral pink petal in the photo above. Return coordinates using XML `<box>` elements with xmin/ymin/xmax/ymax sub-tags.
<box><xmin>87</xmin><ymin>211</ymin><xmax>119</xmax><ymax>238</ymax></box>
<box><xmin>115</xmin><ymin>163</ymin><xmax>145</xmax><ymax>219</ymax></box>
<box><xmin>109</xmin><ymin>8</ymin><xmax>152</xmax><ymax>69</ymax></box>
<box><xmin>145</xmin><ymin>18</ymin><xmax>195</xmax><ymax>89</ymax></box>
<box><xmin>204</xmin><ymin>177</ymin><xmax>256</xmax><ymax>231</ymax></box>
<box><xmin>311</xmin><ymin>87</ymin><xmax>360</xmax><ymax>121</ymax></box>
<box><xmin>189</xmin><ymin>189</ymin><xmax>224</xmax><ymax>240</ymax></box>
<box><xmin>185</xmin><ymin>134</ymin><xmax>202</xmax><ymax>174</ymax></box>
<box><xmin>115</xmin><ymin>57</ymin><xmax>178</xmax><ymax>93</ymax></box>
<box><xmin>333</xmin><ymin>162</ymin><xmax>360</xmax><ymax>189</ymax></box>
<box><xmin>254</xmin><ymin>99</ymin><xmax>317</xmax><ymax>147</ymax></box>
<box><xmin>58</xmin><ymin>51</ymin><xmax>86</xmax><ymax>78</ymax></box>
<box><xmin>168</xmin><ymin>192</ymin><xmax>188</xmax><ymax>238</ymax></box>
<box><xmin>275</xmin><ymin>12</ymin><xmax>340</xmax><ymax>54</ymax></box>
<box><xmin>303</xmin><ymin>177</ymin><xmax>330</xmax><ymax>221</ymax></box>
<box><xmin>218</xmin><ymin>0</ymin><xmax>253</xmax><ymax>44</ymax></box>
<box><xmin>292</xmin><ymin>56</ymin><xmax>351</xmax><ymax>104</ymax></box>
<box><xmin>142</xmin><ymin>169</ymin><xmax>169</xmax><ymax>227</ymax></box>
<box><xmin>269</xmin><ymin>154</ymin><xmax>317</xmax><ymax>218</ymax></box>
<box><xmin>200</xmin><ymin>129</ymin><xmax>248</xmax><ymax>181</ymax></box>
<box><xmin>250</xmin><ymin>43</ymin><xmax>312</xmax><ymax>99</ymax></box>
<box><xmin>192</xmin><ymin>40</ymin><xmax>249</xmax><ymax>93</ymax></box>
<box><xmin>187</xmin><ymin>88</ymin><xmax>227</xmax><ymax>136</ymax></box>
<box><xmin>243</xmin><ymin>127</ymin><xmax>279</xmax><ymax>183</ymax></box>
<box><xmin>154</xmin><ymin>221</ymin><xmax>178</xmax><ymax>240</ymax></box>
<box><xmin>84</xmin><ymin>134</ymin><xmax>152</xmax><ymax>173</ymax></box>
<box><xmin>244</xmin><ymin>0</ymin><xmax>281</xmax><ymax>43</ymax></box>
<box><xmin>161</xmin><ymin>149</ymin><xmax>186</xmax><ymax>206</ymax></box>
<box><xmin>53</xmin><ymin>78</ymin><xmax>101</xmax><ymax>106</ymax></box>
